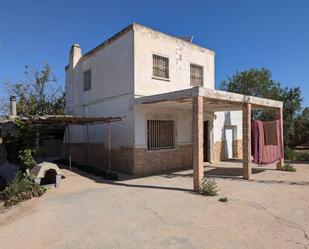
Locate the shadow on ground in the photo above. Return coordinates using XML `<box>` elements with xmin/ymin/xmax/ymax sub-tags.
<box><xmin>55</xmin><ymin>161</ymin><xmax>309</xmax><ymax>192</ymax></box>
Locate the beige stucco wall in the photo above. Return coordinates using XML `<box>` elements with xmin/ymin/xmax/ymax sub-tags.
<box><xmin>133</xmin><ymin>25</ymin><xmax>215</xmax><ymax>96</ymax></box>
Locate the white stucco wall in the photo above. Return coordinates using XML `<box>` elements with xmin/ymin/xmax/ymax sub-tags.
<box><xmin>65</xmin><ymin>95</ymin><xmax>134</xmax><ymax>148</ymax></box>
<box><xmin>133</xmin><ymin>25</ymin><xmax>215</xmax><ymax>96</ymax></box>
<box><xmin>65</xmin><ymin>23</ymin><xmax>241</xmax><ymax>153</ymax></box>
<box><xmin>213</xmin><ymin>111</ymin><xmax>243</xmax><ymax>142</ymax></box>
<box><xmin>66</xmin><ymin>30</ymin><xmax>134</xmax><ymax>114</ymax></box>
<box><xmin>65</xmin><ymin>30</ymin><xmax>135</xmax><ymax>147</ymax></box>
<box><xmin>134</xmin><ymin>106</ymin><xmax>192</xmax><ymax>148</ymax></box>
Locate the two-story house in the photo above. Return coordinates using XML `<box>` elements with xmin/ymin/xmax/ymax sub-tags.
<box><xmin>65</xmin><ymin>23</ymin><xmax>283</xmax><ymax>189</ymax></box>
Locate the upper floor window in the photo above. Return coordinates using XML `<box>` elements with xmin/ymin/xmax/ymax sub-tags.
<box><xmin>153</xmin><ymin>54</ymin><xmax>169</xmax><ymax>79</ymax></box>
<box><xmin>190</xmin><ymin>64</ymin><xmax>204</xmax><ymax>87</ymax></box>
<box><xmin>83</xmin><ymin>70</ymin><xmax>91</xmax><ymax>91</ymax></box>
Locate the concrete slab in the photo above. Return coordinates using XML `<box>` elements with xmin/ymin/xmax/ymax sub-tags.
<box><xmin>0</xmin><ymin>162</ymin><xmax>309</xmax><ymax>249</ymax></box>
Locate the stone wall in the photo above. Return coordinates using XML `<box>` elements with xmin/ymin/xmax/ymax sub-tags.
<box><xmin>133</xmin><ymin>144</ymin><xmax>192</xmax><ymax>175</ymax></box>
<box><xmin>213</xmin><ymin>141</ymin><xmax>224</xmax><ymax>163</ymax></box>
<box><xmin>233</xmin><ymin>140</ymin><xmax>243</xmax><ymax>159</ymax></box>
<box><xmin>62</xmin><ymin>143</ymin><xmax>134</xmax><ymax>174</ymax></box>
<box><xmin>62</xmin><ymin>143</ymin><xmax>192</xmax><ymax>176</ymax></box>
<box><xmin>213</xmin><ymin>140</ymin><xmax>242</xmax><ymax>163</ymax></box>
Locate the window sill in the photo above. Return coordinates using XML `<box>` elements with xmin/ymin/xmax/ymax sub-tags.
<box><xmin>152</xmin><ymin>76</ymin><xmax>170</xmax><ymax>82</ymax></box>
<box><xmin>190</xmin><ymin>84</ymin><xmax>203</xmax><ymax>87</ymax></box>
<box><xmin>147</xmin><ymin>148</ymin><xmax>176</xmax><ymax>152</ymax></box>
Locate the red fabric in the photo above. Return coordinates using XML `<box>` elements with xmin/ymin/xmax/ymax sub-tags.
<box><xmin>251</xmin><ymin>119</ymin><xmax>283</xmax><ymax>165</ymax></box>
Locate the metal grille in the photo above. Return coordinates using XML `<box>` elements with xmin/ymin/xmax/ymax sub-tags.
<box><xmin>83</xmin><ymin>70</ymin><xmax>91</xmax><ymax>91</ymax></box>
<box><xmin>147</xmin><ymin>120</ymin><xmax>175</xmax><ymax>150</ymax></box>
<box><xmin>153</xmin><ymin>54</ymin><xmax>169</xmax><ymax>79</ymax></box>
<box><xmin>190</xmin><ymin>64</ymin><xmax>203</xmax><ymax>86</ymax></box>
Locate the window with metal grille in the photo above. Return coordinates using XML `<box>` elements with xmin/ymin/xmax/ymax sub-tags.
<box><xmin>190</xmin><ymin>64</ymin><xmax>204</xmax><ymax>86</ymax></box>
<box><xmin>83</xmin><ymin>70</ymin><xmax>91</xmax><ymax>91</ymax></box>
<box><xmin>153</xmin><ymin>54</ymin><xmax>169</xmax><ymax>79</ymax></box>
<box><xmin>147</xmin><ymin>120</ymin><xmax>175</xmax><ymax>150</ymax></box>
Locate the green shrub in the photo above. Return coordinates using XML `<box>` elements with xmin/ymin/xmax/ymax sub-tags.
<box><xmin>0</xmin><ymin>172</ymin><xmax>46</xmax><ymax>207</ymax></box>
<box><xmin>282</xmin><ymin>163</ymin><xmax>296</xmax><ymax>172</ymax></box>
<box><xmin>18</xmin><ymin>149</ymin><xmax>36</xmax><ymax>172</ymax></box>
<box><xmin>5</xmin><ymin>119</ymin><xmax>38</xmax><ymax>164</ymax></box>
<box><xmin>284</xmin><ymin>146</ymin><xmax>297</xmax><ymax>160</ymax></box>
<box><xmin>295</xmin><ymin>152</ymin><xmax>309</xmax><ymax>161</ymax></box>
<box><xmin>199</xmin><ymin>178</ymin><xmax>219</xmax><ymax>196</ymax></box>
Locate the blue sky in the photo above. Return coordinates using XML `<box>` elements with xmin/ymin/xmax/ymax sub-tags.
<box><xmin>0</xmin><ymin>0</ymin><xmax>308</xmax><ymax>106</ymax></box>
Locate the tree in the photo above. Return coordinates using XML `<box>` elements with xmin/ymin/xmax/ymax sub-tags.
<box><xmin>294</xmin><ymin>108</ymin><xmax>309</xmax><ymax>146</ymax></box>
<box><xmin>2</xmin><ymin>63</ymin><xmax>65</xmax><ymax>116</ymax></box>
<box><xmin>221</xmin><ymin>68</ymin><xmax>304</xmax><ymax>147</ymax></box>
<box><xmin>1</xmin><ymin>64</ymin><xmax>66</xmax><ymax>167</ymax></box>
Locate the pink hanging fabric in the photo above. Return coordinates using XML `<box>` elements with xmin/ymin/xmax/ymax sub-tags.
<box><xmin>251</xmin><ymin>119</ymin><xmax>283</xmax><ymax>165</ymax></box>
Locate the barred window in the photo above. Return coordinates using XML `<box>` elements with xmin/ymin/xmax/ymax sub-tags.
<box><xmin>83</xmin><ymin>70</ymin><xmax>91</xmax><ymax>91</ymax></box>
<box><xmin>153</xmin><ymin>54</ymin><xmax>169</xmax><ymax>79</ymax></box>
<box><xmin>147</xmin><ymin>120</ymin><xmax>175</xmax><ymax>150</ymax></box>
<box><xmin>190</xmin><ymin>64</ymin><xmax>204</xmax><ymax>86</ymax></box>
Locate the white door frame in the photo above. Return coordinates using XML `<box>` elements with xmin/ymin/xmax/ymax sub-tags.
<box><xmin>223</xmin><ymin>125</ymin><xmax>237</xmax><ymax>159</ymax></box>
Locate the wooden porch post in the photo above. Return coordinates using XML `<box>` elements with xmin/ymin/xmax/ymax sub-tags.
<box><xmin>193</xmin><ymin>96</ymin><xmax>204</xmax><ymax>192</ymax></box>
<box><xmin>242</xmin><ymin>103</ymin><xmax>252</xmax><ymax>180</ymax></box>
<box><xmin>276</xmin><ymin>107</ymin><xmax>284</xmax><ymax>170</ymax></box>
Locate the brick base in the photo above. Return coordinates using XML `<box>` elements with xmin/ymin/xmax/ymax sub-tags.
<box><xmin>213</xmin><ymin>139</ymin><xmax>242</xmax><ymax>162</ymax></box>
<box><xmin>62</xmin><ymin>144</ymin><xmax>192</xmax><ymax>176</ymax></box>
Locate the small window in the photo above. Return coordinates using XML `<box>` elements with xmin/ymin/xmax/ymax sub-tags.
<box><xmin>147</xmin><ymin>120</ymin><xmax>175</xmax><ymax>150</ymax></box>
<box><xmin>190</xmin><ymin>64</ymin><xmax>204</xmax><ymax>86</ymax></box>
<box><xmin>153</xmin><ymin>54</ymin><xmax>169</xmax><ymax>79</ymax></box>
<box><xmin>83</xmin><ymin>70</ymin><xmax>91</xmax><ymax>91</ymax></box>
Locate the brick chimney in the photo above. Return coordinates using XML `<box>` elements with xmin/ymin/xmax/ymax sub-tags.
<box><xmin>69</xmin><ymin>43</ymin><xmax>82</xmax><ymax>68</ymax></box>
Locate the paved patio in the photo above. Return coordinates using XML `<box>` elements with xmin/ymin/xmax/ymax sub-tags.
<box><xmin>1</xmin><ymin>161</ymin><xmax>309</xmax><ymax>249</ymax></box>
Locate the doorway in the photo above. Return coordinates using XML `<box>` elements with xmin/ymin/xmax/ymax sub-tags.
<box><xmin>203</xmin><ymin>121</ymin><xmax>209</xmax><ymax>162</ymax></box>
<box><xmin>224</xmin><ymin>126</ymin><xmax>236</xmax><ymax>159</ymax></box>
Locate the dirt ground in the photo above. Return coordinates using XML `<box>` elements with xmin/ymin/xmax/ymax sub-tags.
<box><xmin>0</xmin><ymin>161</ymin><xmax>309</xmax><ymax>249</ymax></box>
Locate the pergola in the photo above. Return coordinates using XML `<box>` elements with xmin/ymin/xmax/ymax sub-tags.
<box><xmin>23</xmin><ymin>115</ymin><xmax>124</xmax><ymax>172</ymax></box>
<box><xmin>134</xmin><ymin>87</ymin><xmax>284</xmax><ymax>192</ymax></box>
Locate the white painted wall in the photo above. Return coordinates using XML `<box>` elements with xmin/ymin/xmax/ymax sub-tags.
<box><xmin>134</xmin><ymin>106</ymin><xmax>192</xmax><ymax>148</ymax></box>
<box><xmin>66</xmin><ymin>30</ymin><xmax>134</xmax><ymax>114</ymax></box>
<box><xmin>133</xmin><ymin>24</ymin><xmax>215</xmax><ymax>96</ymax></box>
<box><xmin>65</xmin><ymin>30</ymin><xmax>135</xmax><ymax>147</ymax></box>
<box><xmin>213</xmin><ymin>111</ymin><xmax>243</xmax><ymax>142</ymax></box>
<box><xmin>65</xmin><ymin>23</ymin><xmax>241</xmax><ymax>154</ymax></box>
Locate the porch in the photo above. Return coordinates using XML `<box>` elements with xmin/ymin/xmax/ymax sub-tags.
<box><xmin>133</xmin><ymin>86</ymin><xmax>284</xmax><ymax>192</ymax></box>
